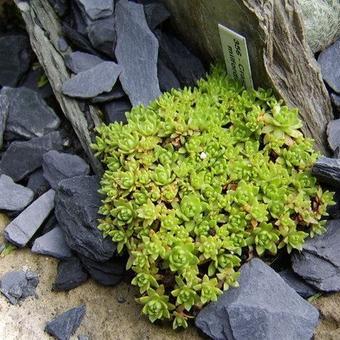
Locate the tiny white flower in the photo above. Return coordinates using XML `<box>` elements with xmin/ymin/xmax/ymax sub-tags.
<box><xmin>200</xmin><ymin>152</ymin><xmax>207</xmax><ymax>160</ymax></box>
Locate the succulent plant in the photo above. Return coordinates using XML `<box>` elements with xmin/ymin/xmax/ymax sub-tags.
<box><xmin>93</xmin><ymin>65</ymin><xmax>334</xmax><ymax>329</ymax></box>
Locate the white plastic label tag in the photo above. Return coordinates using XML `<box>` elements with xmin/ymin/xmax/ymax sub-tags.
<box><xmin>218</xmin><ymin>24</ymin><xmax>254</xmax><ymax>89</ymax></box>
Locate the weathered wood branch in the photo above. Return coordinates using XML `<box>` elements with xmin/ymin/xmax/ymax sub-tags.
<box><xmin>14</xmin><ymin>0</ymin><xmax>103</xmax><ymax>174</ymax></box>
<box><xmin>163</xmin><ymin>0</ymin><xmax>333</xmax><ymax>154</ymax></box>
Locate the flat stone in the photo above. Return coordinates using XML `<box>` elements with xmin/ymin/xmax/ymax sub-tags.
<box><xmin>144</xmin><ymin>2</ymin><xmax>171</xmax><ymax>30</ymax></box>
<box><xmin>78</xmin><ymin>0</ymin><xmax>113</xmax><ymax>20</ymax></box>
<box><xmin>103</xmin><ymin>98</ymin><xmax>131</xmax><ymax>124</ymax></box>
<box><xmin>279</xmin><ymin>269</ymin><xmax>317</xmax><ymax>299</ymax></box>
<box><xmin>1</xmin><ymin>87</ymin><xmax>60</xmax><ymax>141</ymax></box>
<box><xmin>55</xmin><ymin>176</ymin><xmax>116</xmax><ymax>262</ymax></box>
<box><xmin>62</xmin><ymin>62</ymin><xmax>122</xmax><ymax>99</ymax></box>
<box><xmin>31</xmin><ymin>226</ymin><xmax>72</xmax><ymax>259</ymax></box>
<box><xmin>64</xmin><ymin>51</ymin><xmax>104</xmax><ymax>74</ymax></box>
<box><xmin>312</xmin><ymin>156</ymin><xmax>340</xmax><ymax>188</ymax></box>
<box><xmin>27</xmin><ymin>168</ymin><xmax>51</xmax><ymax>197</ymax></box>
<box><xmin>157</xmin><ymin>31</ymin><xmax>206</xmax><ymax>87</ymax></box>
<box><xmin>58</xmin><ymin>37</ymin><xmax>69</xmax><ymax>53</ymax></box>
<box><xmin>331</xmin><ymin>93</ymin><xmax>340</xmax><ymax>116</ymax></box>
<box><xmin>4</xmin><ymin>189</ymin><xmax>55</xmax><ymax>247</ymax></box>
<box><xmin>195</xmin><ymin>258</ymin><xmax>319</xmax><ymax>340</ymax></box>
<box><xmin>0</xmin><ymin>93</ymin><xmax>9</xmax><ymax>149</ymax></box>
<box><xmin>158</xmin><ymin>59</ymin><xmax>181</xmax><ymax>92</ymax></box>
<box><xmin>115</xmin><ymin>0</ymin><xmax>161</xmax><ymax>106</ymax></box>
<box><xmin>87</xmin><ymin>15</ymin><xmax>116</xmax><ymax>58</ymax></box>
<box><xmin>0</xmin><ymin>34</ymin><xmax>33</xmax><ymax>87</ymax></box>
<box><xmin>318</xmin><ymin>40</ymin><xmax>340</xmax><ymax>93</ymax></box>
<box><xmin>42</xmin><ymin>150</ymin><xmax>90</xmax><ymax>190</ymax></box>
<box><xmin>292</xmin><ymin>219</ymin><xmax>340</xmax><ymax>292</ymax></box>
<box><xmin>79</xmin><ymin>255</ymin><xmax>125</xmax><ymax>286</ymax></box>
<box><xmin>327</xmin><ymin>119</ymin><xmax>340</xmax><ymax>152</ymax></box>
<box><xmin>91</xmin><ymin>83</ymin><xmax>126</xmax><ymax>104</ymax></box>
<box><xmin>45</xmin><ymin>305</ymin><xmax>86</xmax><ymax>340</ymax></box>
<box><xmin>0</xmin><ymin>270</ymin><xmax>39</xmax><ymax>305</ymax></box>
<box><xmin>0</xmin><ymin>175</ymin><xmax>34</xmax><ymax>211</ymax></box>
<box><xmin>0</xmin><ymin>131</ymin><xmax>65</xmax><ymax>182</ymax></box>
<box><xmin>53</xmin><ymin>257</ymin><xmax>88</xmax><ymax>291</ymax></box>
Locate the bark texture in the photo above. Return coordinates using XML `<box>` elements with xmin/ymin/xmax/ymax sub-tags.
<box><xmin>163</xmin><ymin>0</ymin><xmax>333</xmax><ymax>153</ymax></box>
<box><xmin>14</xmin><ymin>0</ymin><xmax>103</xmax><ymax>174</ymax></box>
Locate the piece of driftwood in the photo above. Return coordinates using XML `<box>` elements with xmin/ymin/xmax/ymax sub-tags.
<box><xmin>163</xmin><ymin>0</ymin><xmax>333</xmax><ymax>154</ymax></box>
<box><xmin>14</xmin><ymin>0</ymin><xmax>103</xmax><ymax>174</ymax></box>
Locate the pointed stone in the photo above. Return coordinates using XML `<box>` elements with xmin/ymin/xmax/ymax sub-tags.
<box><xmin>64</xmin><ymin>51</ymin><xmax>104</xmax><ymax>74</ymax></box>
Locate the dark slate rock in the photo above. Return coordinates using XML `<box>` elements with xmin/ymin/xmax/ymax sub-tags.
<box><xmin>115</xmin><ymin>0</ymin><xmax>161</xmax><ymax>106</ymax></box>
<box><xmin>0</xmin><ymin>34</ymin><xmax>33</xmax><ymax>87</ymax></box>
<box><xmin>45</xmin><ymin>305</ymin><xmax>86</xmax><ymax>340</ymax></box>
<box><xmin>102</xmin><ymin>98</ymin><xmax>131</xmax><ymax>123</ymax></box>
<box><xmin>327</xmin><ymin>119</ymin><xmax>340</xmax><ymax>152</ymax></box>
<box><xmin>31</xmin><ymin>226</ymin><xmax>72</xmax><ymax>259</ymax></box>
<box><xmin>78</xmin><ymin>0</ymin><xmax>113</xmax><ymax>20</ymax></box>
<box><xmin>91</xmin><ymin>83</ymin><xmax>126</xmax><ymax>104</ymax></box>
<box><xmin>312</xmin><ymin>156</ymin><xmax>340</xmax><ymax>188</ymax></box>
<box><xmin>331</xmin><ymin>93</ymin><xmax>340</xmax><ymax>116</ymax></box>
<box><xmin>0</xmin><ymin>131</ymin><xmax>65</xmax><ymax>182</ymax></box>
<box><xmin>279</xmin><ymin>269</ymin><xmax>317</xmax><ymax>299</ymax></box>
<box><xmin>87</xmin><ymin>15</ymin><xmax>116</xmax><ymax>58</ymax></box>
<box><xmin>0</xmin><ymin>93</ymin><xmax>9</xmax><ymax>149</ymax></box>
<box><xmin>55</xmin><ymin>176</ymin><xmax>116</xmax><ymax>262</ymax></box>
<box><xmin>1</xmin><ymin>87</ymin><xmax>60</xmax><ymax>141</ymax></box>
<box><xmin>27</xmin><ymin>168</ymin><xmax>51</xmax><ymax>197</ymax></box>
<box><xmin>0</xmin><ymin>270</ymin><xmax>39</xmax><ymax>305</ymax></box>
<box><xmin>196</xmin><ymin>258</ymin><xmax>319</xmax><ymax>340</ymax></box>
<box><xmin>79</xmin><ymin>255</ymin><xmax>125</xmax><ymax>286</ymax></box>
<box><xmin>4</xmin><ymin>189</ymin><xmax>55</xmax><ymax>247</ymax></box>
<box><xmin>53</xmin><ymin>257</ymin><xmax>88</xmax><ymax>291</ymax></box>
<box><xmin>71</xmin><ymin>1</ymin><xmax>90</xmax><ymax>36</ymax></box>
<box><xmin>144</xmin><ymin>2</ymin><xmax>170</xmax><ymax>30</ymax></box>
<box><xmin>62</xmin><ymin>62</ymin><xmax>122</xmax><ymax>99</ymax></box>
<box><xmin>58</xmin><ymin>37</ymin><xmax>69</xmax><ymax>53</ymax></box>
<box><xmin>64</xmin><ymin>51</ymin><xmax>104</xmax><ymax>74</ymax></box>
<box><xmin>158</xmin><ymin>59</ymin><xmax>181</xmax><ymax>92</ymax></box>
<box><xmin>0</xmin><ymin>174</ymin><xmax>34</xmax><ymax>211</ymax></box>
<box><xmin>47</xmin><ymin>0</ymin><xmax>69</xmax><ymax>17</ymax></box>
<box><xmin>42</xmin><ymin>150</ymin><xmax>90</xmax><ymax>190</ymax></box>
<box><xmin>157</xmin><ymin>31</ymin><xmax>206</xmax><ymax>87</ymax></box>
<box><xmin>317</xmin><ymin>40</ymin><xmax>340</xmax><ymax>93</ymax></box>
<box><xmin>292</xmin><ymin>219</ymin><xmax>340</xmax><ymax>292</ymax></box>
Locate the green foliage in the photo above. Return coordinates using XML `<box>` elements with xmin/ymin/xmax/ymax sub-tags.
<box><xmin>93</xmin><ymin>65</ymin><xmax>334</xmax><ymax>328</ymax></box>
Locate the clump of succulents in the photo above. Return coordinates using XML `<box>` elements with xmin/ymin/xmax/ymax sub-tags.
<box><xmin>92</xmin><ymin>65</ymin><xmax>334</xmax><ymax>329</ymax></box>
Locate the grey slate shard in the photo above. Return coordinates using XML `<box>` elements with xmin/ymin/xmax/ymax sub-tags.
<box><xmin>195</xmin><ymin>258</ymin><xmax>319</xmax><ymax>340</ymax></box>
<box><xmin>58</xmin><ymin>37</ymin><xmax>69</xmax><ymax>53</ymax></box>
<box><xmin>158</xmin><ymin>59</ymin><xmax>181</xmax><ymax>92</ymax></box>
<box><xmin>292</xmin><ymin>219</ymin><xmax>340</xmax><ymax>292</ymax></box>
<box><xmin>87</xmin><ymin>15</ymin><xmax>116</xmax><ymax>58</ymax></box>
<box><xmin>19</xmin><ymin>68</ymin><xmax>53</xmax><ymax>99</ymax></box>
<box><xmin>42</xmin><ymin>150</ymin><xmax>90</xmax><ymax>190</ymax></box>
<box><xmin>327</xmin><ymin>119</ymin><xmax>340</xmax><ymax>152</ymax></box>
<box><xmin>144</xmin><ymin>2</ymin><xmax>171</xmax><ymax>30</ymax></box>
<box><xmin>0</xmin><ymin>174</ymin><xmax>34</xmax><ymax>212</ymax></box>
<box><xmin>331</xmin><ymin>93</ymin><xmax>340</xmax><ymax>116</ymax></box>
<box><xmin>45</xmin><ymin>305</ymin><xmax>86</xmax><ymax>340</ymax></box>
<box><xmin>1</xmin><ymin>87</ymin><xmax>60</xmax><ymax>141</ymax></box>
<box><xmin>279</xmin><ymin>269</ymin><xmax>317</xmax><ymax>299</ymax></box>
<box><xmin>0</xmin><ymin>34</ymin><xmax>33</xmax><ymax>87</ymax></box>
<box><xmin>0</xmin><ymin>93</ymin><xmax>9</xmax><ymax>149</ymax></box>
<box><xmin>312</xmin><ymin>156</ymin><xmax>340</xmax><ymax>188</ymax></box>
<box><xmin>91</xmin><ymin>83</ymin><xmax>126</xmax><ymax>104</ymax></box>
<box><xmin>4</xmin><ymin>189</ymin><xmax>55</xmax><ymax>247</ymax></box>
<box><xmin>78</xmin><ymin>0</ymin><xmax>114</xmax><ymax>20</ymax></box>
<box><xmin>55</xmin><ymin>176</ymin><xmax>116</xmax><ymax>262</ymax></box>
<box><xmin>317</xmin><ymin>39</ymin><xmax>340</xmax><ymax>93</ymax></box>
<box><xmin>0</xmin><ymin>270</ymin><xmax>39</xmax><ymax>305</ymax></box>
<box><xmin>31</xmin><ymin>226</ymin><xmax>72</xmax><ymax>259</ymax></box>
<box><xmin>27</xmin><ymin>168</ymin><xmax>51</xmax><ymax>197</ymax></box>
<box><xmin>0</xmin><ymin>131</ymin><xmax>65</xmax><ymax>182</ymax></box>
<box><xmin>47</xmin><ymin>0</ymin><xmax>69</xmax><ymax>17</ymax></box>
<box><xmin>64</xmin><ymin>51</ymin><xmax>104</xmax><ymax>74</ymax></box>
<box><xmin>53</xmin><ymin>257</ymin><xmax>88</xmax><ymax>291</ymax></box>
<box><xmin>157</xmin><ymin>31</ymin><xmax>206</xmax><ymax>87</ymax></box>
<box><xmin>79</xmin><ymin>255</ymin><xmax>125</xmax><ymax>286</ymax></box>
<box><xmin>115</xmin><ymin>0</ymin><xmax>161</xmax><ymax>107</ymax></box>
<box><xmin>103</xmin><ymin>98</ymin><xmax>131</xmax><ymax>123</ymax></box>
<box><xmin>62</xmin><ymin>62</ymin><xmax>122</xmax><ymax>99</ymax></box>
